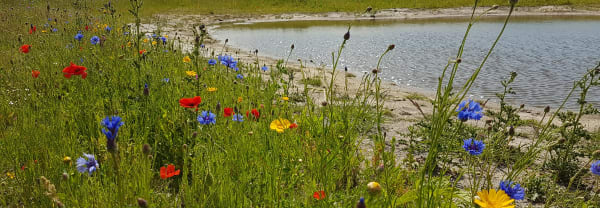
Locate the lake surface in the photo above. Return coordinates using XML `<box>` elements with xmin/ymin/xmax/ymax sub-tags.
<box><xmin>212</xmin><ymin>16</ymin><xmax>600</xmax><ymax>109</ymax></box>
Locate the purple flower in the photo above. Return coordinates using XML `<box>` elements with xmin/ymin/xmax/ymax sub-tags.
<box><xmin>197</xmin><ymin>111</ymin><xmax>216</xmax><ymax>125</ymax></box>
<box><xmin>499</xmin><ymin>181</ymin><xmax>525</xmax><ymax>200</ymax></box>
<box><xmin>101</xmin><ymin>116</ymin><xmax>124</xmax><ymax>151</ymax></box>
<box><xmin>457</xmin><ymin>99</ymin><xmax>483</xmax><ymax>121</ymax></box>
<box><xmin>463</xmin><ymin>138</ymin><xmax>485</xmax><ymax>156</ymax></box>
<box><xmin>208</xmin><ymin>59</ymin><xmax>217</xmax><ymax>66</ymax></box>
<box><xmin>76</xmin><ymin>153</ymin><xmax>99</xmax><ymax>175</ymax></box>
<box><xmin>591</xmin><ymin>161</ymin><xmax>600</xmax><ymax>176</ymax></box>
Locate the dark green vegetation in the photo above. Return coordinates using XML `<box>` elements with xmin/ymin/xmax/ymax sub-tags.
<box><xmin>1</xmin><ymin>0</ymin><xmax>600</xmax><ymax>207</ymax></box>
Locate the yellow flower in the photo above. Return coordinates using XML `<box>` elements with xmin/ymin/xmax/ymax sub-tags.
<box><xmin>474</xmin><ymin>189</ymin><xmax>515</xmax><ymax>208</ymax></box>
<box><xmin>63</xmin><ymin>156</ymin><xmax>72</xmax><ymax>164</ymax></box>
<box><xmin>207</xmin><ymin>87</ymin><xmax>217</xmax><ymax>92</ymax></box>
<box><xmin>127</xmin><ymin>41</ymin><xmax>132</xmax><ymax>47</ymax></box>
<box><xmin>185</xmin><ymin>71</ymin><xmax>197</xmax><ymax>77</ymax></box>
<box><xmin>183</xmin><ymin>56</ymin><xmax>191</xmax><ymax>63</ymax></box>
<box><xmin>367</xmin><ymin>182</ymin><xmax>382</xmax><ymax>194</ymax></box>
<box><xmin>270</xmin><ymin>118</ymin><xmax>291</xmax><ymax>133</ymax></box>
<box><xmin>152</xmin><ymin>40</ymin><xmax>157</xmax><ymax>45</ymax></box>
<box><xmin>143</xmin><ymin>38</ymin><xmax>149</xmax><ymax>43</ymax></box>
<box><xmin>41</xmin><ymin>30</ymin><xmax>47</xmax><ymax>33</ymax></box>
<box><xmin>282</xmin><ymin>97</ymin><xmax>289</xmax><ymax>101</ymax></box>
<box><xmin>103</xmin><ymin>24</ymin><xmax>108</xmax><ymax>28</ymax></box>
<box><xmin>163</xmin><ymin>35</ymin><xmax>169</xmax><ymax>38</ymax></box>
<box><xmin>237</xmin><ymin>96</ymin><xmax>243</xmax><ymax>103</ymax></box>
<box><xmin>6</xmin><ymin>172</ymin><xmax>15</xmax><ymax>179</ymax></box>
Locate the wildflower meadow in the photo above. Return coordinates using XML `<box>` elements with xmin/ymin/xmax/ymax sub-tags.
<box><xmin>1</xmin><ymin>0</ymin><xmax>600</xmax><ymax>207</ymax></box>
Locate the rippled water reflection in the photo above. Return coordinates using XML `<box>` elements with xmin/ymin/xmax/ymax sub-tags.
<box><xmin>212</xmin><ymin>16</ymin><xmax>600</xmax><ymax>109</ymax></box>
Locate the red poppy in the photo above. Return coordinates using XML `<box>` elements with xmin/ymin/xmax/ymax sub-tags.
<box><xmin>19</xmin><ymin>44</ymin><xmax>31</xmax><ymax>53</ymax></box>
<box><xmin>32</xmin><ymin>70</ymin><xmax>40</xmax><ymax>78</ymax></box>
<box><xmin>289</xmin><ymin>123</ymin><xmax>298</xmax><ymax>129</ymax></box>
<box><xmin>313</xmin><ymin>190</ymin><xmax>326</xmax><ymax>200</ymax></box>
<box><xmin>29</xmin><ymin>25</ymin><xmax>36</xmax><ymax>34</ymax></box>
<box><xmin>160</xmin><ymin>164</ymin><xmax>180</xmax><ymax>179</ymax></box>
<box><xmin>62</xmin><ymin>62</ymin><xmax>88</xmax><ymax>79</ymax></box>
<box><xmin>224</xmin><ymin>107</ymin><xmax>234</xmax><ymax>117</ymax></box>
<box><xmin>139</xmin><ymin>49</ymin><xmax>146</xmax><ymax>55</ymax></box>
<box><xmin>246</xmin><ymin>109</ymin><xmax>260</xmax><ymax>119</ymax></box>
<box><xmin>85</xmin><ymin>25</ymin><xmax>89</xmax><ymax>31</ymax></box>
<box><xmin>21</xmin><ymin>165</ymin><xmax>26</xmax><ymax>171</ymax></box>
<box><xmin>179</xmin><ymin>96</ymin><xmax>202</xmax><ymax>109</ymax></box>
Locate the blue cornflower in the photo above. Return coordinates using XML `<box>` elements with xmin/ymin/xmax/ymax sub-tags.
<box><xmin>101</xmin><ymin>116</ymin><xmax>124</xmax><ymax>151</ymax></box>
<box><xmin>462</xmin><ymin>138</ymin><xmax>485</xmax><ymax>156</ymax></box>
<box><xmin>124</xmin><ymin>32</ymin><xmax>130</xmax><ymax>36</ymax></box>
<box><xmin>233</xmin><ymin>114</ymin><xmax>244</xmax><ymax>122</ymax></box>
<box><xmin>218</xmin><ymin>55</ymin><xmax>238</xmax><ymax>70</ymax></box>
<box><xmin>356</xmin><ymin>197</ymin><xmax>366</xmax><ymax>208</ymax></box>
<box><xmin>52</xmin><ymin>28</ymin><xmax>58</xmax><ymax>32</ymax></box>
<box><xmin>75</xmin><ymin>33</ymin><xmax>84</xmax><ymax>41</ymax></box>
<box><xmin>591</xmin><ymin>161</ymin><xmax>600</xmax><ymax>176</ymax></box>
<box><xmin>151</xmin><ymin>34</ymin><xmax>157</xmax><ymax>38</ymax></box>
<box><xmin>261</xmin><ymin>65</ymin><xmax>268</xmax><ymax>72</ymax></box>
<box><xmin>105</xmin><ymin>26</ymin><xmax>111</xmax><ymax>32</ymax></box>
<box><xmin>499</xmin><ymin>181</ymin><xmax>525</xmax><ymax>200</ymax></box>
<box><xmin>208</xmin><ymin>59</ymin><xmax>217</xmax><ymax>66</ymax></box>
<box><xmin>236</xmin><ymin>74</ymin><xmax>244</xmax><ymax>79</ymax></box>
<box><xmin>90</xmin><ymin>36</ymin><xmax>100</xmax><ymax>45</ymax></box>
<box><xmin>200</xmin><ymin>44</ymin><xmax>205</xmax><ymax>48</ymax></box>
<box><xmin>456</xmin><ymin>99</ymin><xmax>483</xmax><ymax>121</ymax></box>
<box><xmin>159</xmin><ymin>36</ymin><xmax>167</xmax><ymax>44</ymax></box>
<box><xmin>162</xmin><ymin>78</ymin><xmax>170</xmax><ymax>83</ymax></box>
<box><xmin>197</xmin><ymin>111</ymin><xmax>216</xmax><ymax>125</ymax></box>
<box><xmin>76</xmin><ymin>153</ymin><xmax>99</xmax><ymax>176</ymax></box>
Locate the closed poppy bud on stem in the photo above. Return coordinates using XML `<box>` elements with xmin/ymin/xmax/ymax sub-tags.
<box><xmin>544</xmin><ymin>106</ymin><xmax>550</xmax><ymax>113</ymax></box>
<box><xmin>291</xmin><ymin>44</ymin><xmax>294</xmax><ymax>50</ymax></box>
<box><xmin>142</xmin><ymin>144</ymin><xmax>151</xmax><ymax>155</ymax></box>
<box><xmin>387</xmin><ymin>44</ymin><xmax>395</xmax><ymax>51</ymax></box>
<box><xmin>593</xmin><ymin>150</ymin><xmax>600</xmax><ymax>158</ymax></box>
<box><xmin>137</xmin><ymin>198</ymin><xmax>148</xmax><ymax>208</ymax></box>
<box><xmin>508</xmin><ymin>126</ymin><xmax>515</xmax><ymax>136</ymax></box>
<box><xmin>344</xmin><ymin>31</ymin><xmax>350</xmax><ymax>40</ymax></box>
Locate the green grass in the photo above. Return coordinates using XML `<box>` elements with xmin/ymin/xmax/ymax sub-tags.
<box><xmin>111</xmin><ymin>0</ymin><xmax>600</xmax><ymax>17</ymax></box>
<box><xmin>2</xmin><ymin>0</ymin><xmax>600</xmax><ymax>207</ymax></box>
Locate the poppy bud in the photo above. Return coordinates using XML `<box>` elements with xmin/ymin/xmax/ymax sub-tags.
<box><xmin>487</xmin><ymin>126</ymin><xmax>493</xmax><ymax>131</ymax></box>
<box><xmin>183</xmin><ymin>144</ymin><xmax>188</xmax><ymax>150</ymax></box>
<box><xmin>508</xmin><ymin>126</ymin><xmax>515</xmax><ymax>136</ymax></box>
<box><xmin>291</xmin><ymin>44</ymin><xmax>295</xmax><ymax>50</ymax></box>
<box><xmin>142</xmin><ymin>144</ymin><xmax>151</xmax><ymax>155</ymax></box>
<box><xmin>192</xmin><ymin>131</ymin><xmax>197</xmax><ymax>138</ymax></box>
<box><xmin>225</xmin><ymin>39</ymin><xmax>228</xmax><ymax>43</ymax></box>
<box><xmin>520</xmin><ymin>104</ymin><xmax>525</xmax><ymax>109</ymax></box>
<box><xmin>456</xmin><ymin>58</ymin><xmax>462</xmax><ymax>64</ymax></box>
<box><xmin>321</xmin><ymin>101</ymin><xmax>328</xmax><ymax>106</ymax></box>
<box><xmin>254</xmin><ymin>49</ymin><xmax>258</xmax><ymax>54</ymax></box>
<box><xmin>376</xmin><ymin>164</ymin><xmax>384</xmax><ymax>172</ymax></box>
<box><xmin>137</xmin><ymin>198</ymin><xmax>148</xmax><ymax>208</ymax></box>
<box><xmin>593</xmin><ymin>150</ymin><xmax>600</xmax><ymax>158</ymax></box>
<box><xmin>557</xmin><ymin>138</ymin><xmax>566</xmax><ymax>144</ymax></box>
<box><xmin>199</xmin><ymin>24</ymin><xmax>205</xmax><ymax>30</ymax></box>
<box><xmin>216</xmin><ymin>102</ymin><xmax>221</xmax><ymax>112</ymax></box>
<box><xmin>344</xmin><ymin>31</ymin><xmax>350</xmax><ymax>40</ymax></box>
<box><xmin>345</xmin><ymin>66</ymin><xmax>348</xmax><ymax>72</ymax></box>
<box><xmin>544</xmin><ymin>106</ymin><xmax>550</xmax><ymax>113</ymax></box>
<box><xmin>387</xmin><ymin>44</ymin><xmax>395</xmax><ymax>51</ymax></box>
<box><xmin>147</xmin><ymin>155</ymin><xmax>153</xmax><ymax>160</ymax></box>
<box><xmin>62</xmin><ymin>172</ymin><xmax>69</xmax><ymax>181</ymax></box>
<box><xmin>372</xmin><ymin>69</ymin><xmax>379</xmax><ymax>74</ymax></box>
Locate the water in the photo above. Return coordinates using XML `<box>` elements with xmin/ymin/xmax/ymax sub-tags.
<box><xmin>212</xmin><ymin>16</ymin><xmax>600</xmax><ymax>109</ymax></box>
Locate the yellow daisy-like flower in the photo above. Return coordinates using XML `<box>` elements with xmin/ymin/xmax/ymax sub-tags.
<box><xmin>282</xmin><ymin>96</ymin><xmax>289</xmax><ymax>101</ymax></box>
<box><xmin>474</xmin><ymin>189</ymin><xmax>515</xmax><ymax>208</ymax></box>
<box><xmin>41</xmin><ymin>30</ymin><xmax>47</xmax><ymax>33</ymax></box>
<box><xmin>6</xmin><ymin>172</ymin><xmax>15</xmax><ymax>179</ymax></box>
<box><xmin>270</xmin><ymin>118</ymin><xmax>291</xmax><ymax>133</ymax></box>
<box><xmin>143</xmin><ymin>38</ymin><xmax>149</xmax><ymax>43</ymax></box>
<box><xmin>367</xmin><ymin>181</ymin><xmax>382</xmax><ymax>194</ymax></box>
<box><xmin>185</xmin><ymin>71</ymin><xmax>197</xmax><ymax>77</ymax></box>
<box><xmin>207</xmin><ymin>87</ymin><xmax>217</xmax><ymax>92</ymax></box>
<box><xmin>183</xmin><ymin>56</ymin><xmax>191</xmax><ymax>63</ymax></box>
<box><xmin>237</xmin><ymin>96</ymin><xmax>243</xmax><ymax>103</ymax></box>
<box><xmin>152</xmin><ymin>40</ymin><xmax>157</xmax><ymax>45</ymax></box>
